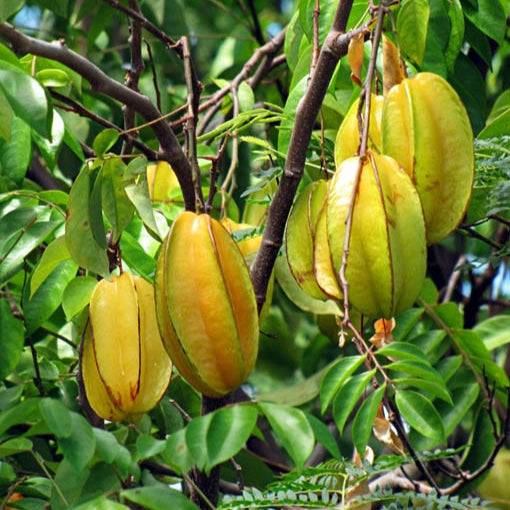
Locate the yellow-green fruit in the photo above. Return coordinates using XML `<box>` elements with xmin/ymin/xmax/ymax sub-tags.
<box><xmin>155</xmin><ymin>211</ymin><xmax>259</xmax><ymax>398</ymax></box>
<box><xmin>327</xmin><ymin>152</ymin><xmax>427</xmax><ymax>319</ymax></box>
<box><xmin>147</xmin><ymin>161</ymin><xmax>180</xmax><ymax>202</ymax></box>
<box><xmin>334</xmin><ymin>94</ymin><xmax>384</xmax><ymax>167</ymax></box>
<box><xmin>382</xmin><ymin>72</ymin><xmax>474</xmax><ymax>244</ymax></box>
<box><xmin>81</xmin><ymin>272</ymin><xmax>172</xmax><ymax>421</ymax></box>
<box><xmin>221</xmin><ymin>217</ymin><xmax>274</xmax><ymax>321</ymax></box>
<box><xmin>286</xmin><ymin>180</ymin><xmax>340</xmax><ymax>301</ymax></box>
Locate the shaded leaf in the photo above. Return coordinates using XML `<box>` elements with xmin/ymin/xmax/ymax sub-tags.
<box><xmin>121</xmin><ymin>486</ymin><xmax>199</xmax><ymax>510</ymax></box>
<box><xmin>0</xmin><ymin>116</ymin><xmax>31</xmax><ymax>184</ymax></box>
<box><xmin>205</xmin><ymin>405</ymin><xmax>258</xmax><ymax>473</ymax></box>
<box><xmin>39</xmin><ymin>398</ymin><xmax>72</xmax><ymax>439</ymax></box>
<box><xmin>93</xmin><ymin>128</ymin><xmax>119</xmax><ymax>158</ymax></box>
<box><xmin>58</xmin><ymin>412</ymin><xmax>95</xmax><ymax>473</ymax></box>
<box><xmin>65</xmin><ymin>165</ymin><xmax>109</xmax><ymax>277</ymax></box>
<box><xmin>0</xmin><ymin>298</ymin><xmax>24</xmax><ymax>379</ymax></box>
<box><xmin>259</xmin><ymin>402</ymin><xmax>314</xmax><ymax>470</ymax></box>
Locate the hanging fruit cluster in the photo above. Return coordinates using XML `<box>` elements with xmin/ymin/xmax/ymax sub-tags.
<box><xmin>81</xmin><ymin>272</ymin><xmax>172</xmax><ymax>422</ymax></box>
<box><xmin>287</xmin><ymin>68</ymin><xmax>474</xmax><ymax>321</ymax></box>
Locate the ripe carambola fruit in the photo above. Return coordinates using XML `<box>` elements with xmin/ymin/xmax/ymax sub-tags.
<box><xmin>382</xmin><ymin>72</ymin><xmax>474</xmax><ymax>244</ymax></box>
<box><xmin>334</xmin><ymin>94</ymin><xmax>384</xmax><ymax>168</ymax></box>
<box><xmin>286</xmin><ymin>180</ymin><xmax>341</xmax><ymax>301</ymax></box>
<box><xmin>155</xmin><ymin>211</ymin><xmax>259</xmax><ymax>398</ymax></box>
<box><xmin>81</xmin><ymin>272</ymin><xmax>172</xmax><ymax>421</ymax></box>
<box><xmin>327</xmin><ymin>152</ymin><xmax>427</xmax><ymax>319</ymax></box>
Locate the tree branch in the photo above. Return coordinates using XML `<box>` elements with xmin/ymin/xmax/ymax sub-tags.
<box><xmin>0</xmin><ymin>21</ymin><xmax>196</xmax><ymax>211</ymax></box>
<box><xmin>250</xmin><ymin>0</ymin><xmax>355</xmax><ymax>311</ymax></box>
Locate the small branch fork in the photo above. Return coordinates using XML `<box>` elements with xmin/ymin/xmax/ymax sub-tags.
<box><xmin>250</xmin><ymin>0</ymin><xmax>358</xmax><ymax>312</ymax></box>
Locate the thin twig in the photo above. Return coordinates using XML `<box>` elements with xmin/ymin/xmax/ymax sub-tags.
<box><xmin>0</xmin><ymin>21</ymin><xmax>196</xmax><ymax>210</ymax></box>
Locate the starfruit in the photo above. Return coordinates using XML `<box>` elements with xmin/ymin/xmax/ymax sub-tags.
<box><xmin>334</xmin><ymin>94</ymin><xmax>384</xmax><ymax>167</ymax></box>
<box><xmin>327</xmin><ymin>152</ymin><xmax>427</xmax><ymax>319</ymax></box>
<box><xmin>286</xmin><ymin>180</ymin><xmax>341</xmax><ymax>301</ymax></box>
<box><xmin>381</xmin><ymin>72</ymin><xmax>474</xmax><ymax>244</ymax></box>
<box><xmin>81</xmin><ymin>272</ymin><xmax>172</xmax><ymax>421</ymax></box>
<box><xmin>155</xmin><ymin>211</ymin><xmax>259</xmax><ymax>398</ymax></box>
<box><xmin>147</xmin><ymin>161</ymin><xmax>180</xmax><ymax>202</ymax></box>
<box><xmin>221</xmin><ymin>217</ymin><xmax>274</xmax><ymax>321</ymax></box>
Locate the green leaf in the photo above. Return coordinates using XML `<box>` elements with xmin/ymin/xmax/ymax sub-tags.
<box><xmin>0</xmin><ymin>298</ymin><xmax>24</xmax><ymax>379</ymax></box>
<box><xmin>65</xmin><ymin>165</ymin><xmax>109</xmax><ymax>277</ymax></box>
<box><xmin>0</xmin><ymin>67</ymin><xmax>48</xmax><ymax>137</ymax></box>
<box><xmin>24</xmin><ymin>259</ymin><xmax>78</xmax><ymax>335</ymax></box>
<box><xmin>93</xmin><ymin>128</ymin><xmax>119</xmax><ymax>158</ymax></box>
<box><xmin>320</xmin><ymin>355</ymin><xmax>365</xmax><ymax>413</ymax></box>
<box><xmin>376</xmin><ymin>342</ymin><xmax>429</xmax><ymax>364</ymax></box>
<box><xmin>0</xmin><ymin>398</ymin><xmax>41</xmax><ymax>435</ymax></box>
<box><xmin>35</xmin><ymin>68</ymin><xmax>72</xmax><ymax>89</ymax></box>
<box><xmin>125</xmin><ymin>177</ymin><xmax>161</xmax><ymax>240</ymax></box>
<box><xmin>102</xmin><ymin>157</ymin><xmax>135</xmax><ymax>242</ymax></box>
<box><xmin>62</xmin><ymin>276</ymin><xmax>98</xmax><ymax>320</ymax></box>
<box><xmin>119</xmin><ymin>230</ymin><xmax>157</xmax><ymax>281</ymax></box>
<box><xmin>333</xmin><ymin>370</ymin><xmax>375</xmax><ymax>435</ymax></box>
<box><xmin>50</xmin><ymin>459</ymin><xmax>90</xmax><ymax>510</ymax></box>
<box><xmin>238</xmin><ymin>82</ymin><xmax>255</xmax><ymax>112</ymax></box>
<box><xmin>0</xmin><ymin>0</ymin><xmax>24</xmax><ymax>23</ymax></box>
<box><xmin>39</xmin><ymin>398</ymin><xmax>72</xmax><ymax>439</ymax></box>
<box><xmin>163</xmin><ymin>428</ymin><xmax>194</xmax><ymax>475</ymax></box>
<box><xmin>73</xmin><ymin>496</ymin><xmax>129</xmax><ymax>510</ymax></box>
<box><xmin>93</xmin><ymin>428</ymin><xmax>123</xmax><ymax>465</ymax></box>
<box><xmin>30</xmin><ymin>236</ymin><xmax>71</xmax><ymax>297</ymax></box>
<box><xmin>0</xmin><ymin>213</ymin><xmax>61</xmax><ymax>286</ymax></box>
<box><xmin>58</xmin><ymin>412</ymin><xmax>95</xmax><ymax>473</ymax></box>
<box><xmin>393</xmin><ymin>377</ymin><xmax>452</xmax><ymax>404</ymax></box>
<box><xmin>432</xmin><ymin>301</ymin><xmax>463</xmax><ymax>328</ymax></box>
<box><xmin>444</xmin><ymin>0</ymin><xmax>464</xmax><ymax>69</ymax></box>
<box><xmin>0</xmin><ymin>116</ymin><xmax>31</xmax><ymax>184</ymax></box>
<box><xmin>385</xmin><ymin>360</ymin><xmax>444</xmax><ymax>386</ymax></box>
<box><xmin>393</xmin><ymin>307</ymin><xmax>424</xmax><ymax>341</ymax></box>
<box><xmin>352</xmin><ymin>385</ymin><xmax>385</xmax><ymax>456</ymax></box>
<box><xmin>0</xmin><ymin>87</ymin><xmax>13</xmax><ymax>142</ymax></box>
<box><xmin>205</xmin><ymin>404</ymin><xmax>258</xmax><ymax>473</ymax></box>
<box><xmin>32</xmin><ymin>110</ymin><xmax>66</xmax><ymax>170</ymax></box>
<box><xmin>305</xmin><ymin>412</ymin><xmax>341</xmax><ymax>460</ymax></box>
<box><xmin>479</xmin><ymin>109</ymin><xmax>510</xmax><ymax>139</ymax></box>
<box><xmin>135</xmin><ymin>435</ymin><xmax>166</xmax><ymax>461</ymax></box>
<box><xmin>258</xmin><ymin>402</ymin><xmax>314</xmax><ymax>470</ymax></box>
<box><xmin>474</xmin><ymin>315</ymin><xmax>510</xmax><ymax>351</ymax></box>
<box><xmin>0</xmin><ymin>436</ymin><xmax>32</xmax><ymax>457</ymax></box>
<box><xmin>397</xmin><ymin>0</ymin><xmax>430</xmax><ymax>66</ymax></box>
<box><xmin>277</xmin><ymin>75</ymin><xmax>308</xmax><ymax>158</ymax></box>
<box><xmin>395</xmin><ymin>390</ymin><xmax>445</xmax><ymax>443</ymax></box>
<box><xmin>464</xmin><ymin>0</ymin><xmax>506</xmax><ymax>45</ymax></box>
<box><xmin>121</xmin><ymin>486</ymin><xmax>200</xmax><ymax>510</ymax></box>
<box><xmin>184</xmin><ymin>412</ymin><xmax>212</xmax><ymax>472</ymax></box>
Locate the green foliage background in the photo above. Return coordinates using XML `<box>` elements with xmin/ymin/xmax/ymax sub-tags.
<box><xmin>0</xmin><ymin>0</ymin><xmax>509</xmax><ymax>509</ymax></box>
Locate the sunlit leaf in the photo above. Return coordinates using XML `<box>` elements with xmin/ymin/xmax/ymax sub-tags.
<box><xmin>352</xmin><ymin>385</ymin><xmax>385</xmax><ymax>456</ymax></box>
<box><xmin>320</xmin><ymin>355</ymin><xmax>365</xmax><ymax>413</ymax></box>
<box><xmin>395</xmin><ymin>390</ymin><xmax>445</xmax><ymax>443</ymax></box>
